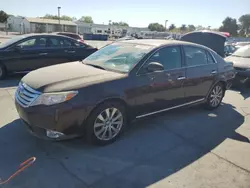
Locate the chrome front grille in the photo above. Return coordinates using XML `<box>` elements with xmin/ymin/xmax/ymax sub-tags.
<box><xmin>15</xmin><ymin>82</ymin><xmax>41</xmax><ymax>107</ymax></box>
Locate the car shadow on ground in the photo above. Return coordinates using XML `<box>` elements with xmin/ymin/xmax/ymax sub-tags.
<box><xmin>0</xmin><ymin>74</ymin><xmax>24</xmax><ymax>89</ymax></box>
<box><xmin>0</xmin><ymin>103</ymin><xmax>248</xmax><ymax>188</ymax></box>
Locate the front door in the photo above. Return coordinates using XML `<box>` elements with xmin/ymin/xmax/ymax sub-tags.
<box><xmin>4</xmin><ymin>36</ymin><xmax>49</xmax><ymax>72</ymax></box>
<box><xmin>182</xmin><ymin>45</ymin><xmax>218</xmax><ymax>102</ymax></box>
<box><xmin>133</xmin><ymin>45</ymin><xmax>186</xmax><ymax>116</ymax></box>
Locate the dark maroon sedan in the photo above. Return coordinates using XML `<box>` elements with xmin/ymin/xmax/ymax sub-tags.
<box><xmin>15</xmin><ymin>39</ymin><xmax>235</xmax><ymax>145</ymax></box>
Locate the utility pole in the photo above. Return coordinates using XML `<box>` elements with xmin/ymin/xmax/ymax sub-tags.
<box><xmin>58</xmin><ymin>6</ymin><xmax>61</xmax><ymax>31</ymax></box>
<box><xmin>165</xmin><ymin>20</ymin><xmax>168</xmax><ymax>31</ymax></box>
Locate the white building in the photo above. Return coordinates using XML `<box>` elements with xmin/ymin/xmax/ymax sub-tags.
<box><xmin>7</xmin><ymin>16</ymin><xmax>77</xmax><ymax>34</ymax></box>
<box><xmin>76</xmin><ymin>21</ymin><xmax>149</xmax><ymax>37</ymax></box>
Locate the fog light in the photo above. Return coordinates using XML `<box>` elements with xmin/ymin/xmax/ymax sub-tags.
<box><xmin>46</xmin><ymin>130</ymin><xmax>64</xmax><ymax>139</ymax></box>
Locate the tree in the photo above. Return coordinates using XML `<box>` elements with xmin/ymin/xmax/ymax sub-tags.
<box><xmin>112</xmin><ymin>21</ymin><xmax>129</xmax><ymax>27</ymax></box>
<box><xmin>219</xmin><ymin>17</ymin><xmax>238</xmax><ymax>36</ymax></box>
<box><xmin>148</xmin><ymin>23</ymin><xmax>166</xmax><ymax>32</ymax></box>
<box><xmin>196</xmin><ymin>25</ymin><xmax>204</xmax><ymax>30</ymax></box>
<box><xmin>78</xmin><ymin>16</ymin><xmax>93</xmax><ymax>23</ymax></box>
<box><xmin>239</xmin><ymin>14</ymin><xmax>250</xmax><ymax>36</ymax></box>
<box><xmin>42</xmin><ymin>14</ymin><xmax>73</xmax><ymax>21</ymax></box>
<box><xmin>168</xmin><ymin>24</ymin><xmax>176</xmax><ymax>31</ymax></box>
<box><xmin>188</xmin><ymin>24</ymin><xmax>196</xmax><ymax>31</ymax></box>
<box><xmin>0</xmin><ymin>10</ymin><xmax>8</xmax><ymax>23</ymax></box>
<box><xmin>179</xmin><ymin>24</ymin><xmax>187</xmax><ymax>32</ymax></box>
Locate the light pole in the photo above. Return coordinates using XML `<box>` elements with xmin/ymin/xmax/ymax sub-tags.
<box><xmin>165</xmin><ymin>20</ymin><xmax>168</xmax><ymax>31</ymax></box>
<box><xmin>58</xmin><ymin>6</ymin><xmax>61</xmax><ymax>31</ymax></box>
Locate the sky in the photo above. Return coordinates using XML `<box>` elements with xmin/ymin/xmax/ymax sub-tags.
<box><xmin>1</xmin><ymin>0</ymin><xmax>250</xmax><ymax>28</ymax></box>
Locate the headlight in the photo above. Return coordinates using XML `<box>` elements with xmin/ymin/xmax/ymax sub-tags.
<box><xmin>30</xmin><ymin>91</ymin><xmax>78</xmax><ymax>106</ymax></box>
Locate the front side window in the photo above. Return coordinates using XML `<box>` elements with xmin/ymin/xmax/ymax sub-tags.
<box><xmin>82</xmin><ymin>43</ymin><xmax>154</xmax><ymax>73</ymax></box>
<box><xmin>146</xmin><ymin>46</ymin><xmax>182</xmax><ymax>70</ymax></box>
<box><xmin>17</xmin><ymin>37</ymin><xmax>47</xmax><ymax>49</ymax></box>
<box><xmin>184</xmin><ymin>46</ymin><xmax>208</xmax><ymax>66</ymax></box>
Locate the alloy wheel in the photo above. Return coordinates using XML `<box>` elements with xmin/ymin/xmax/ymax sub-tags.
<box><xmin>210</xmin><ymin>85</ymin><xmax>223</xmax><ymax>107</ymax></box>
<box><xmin>93</xmin><ymin>107</ymin><xmax>123</xmax><ymax>141</ymax></box>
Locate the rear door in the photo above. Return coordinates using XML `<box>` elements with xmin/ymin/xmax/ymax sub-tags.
<box><xmin>66</xmin><ymin>39</ymin><xmax>97</xmax><ymax>61</ymax></box>
<box><xmin>182</xmin><ymin>45</ymin><xmax>218</xmax><ymax>102</ymax></box>
<box><xmin>45</xmin><ymin>36</ymin><xmax>71</xmax><ymax>66</ymax></box>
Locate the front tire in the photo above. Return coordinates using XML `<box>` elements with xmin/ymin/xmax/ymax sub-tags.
<box><xmin>85</xmin><ymin>101</ymin><xmax>127</xmax><ymax>145</ymax></box>
<box><xmin>205</xmin><ymin>83</ymin><xmax>225</xmax><ymax>110</ymax></box>
<box><xmin>0</xmin><ymin>64</ymin><xmax>6</xmax><ymax>80</ymax></box>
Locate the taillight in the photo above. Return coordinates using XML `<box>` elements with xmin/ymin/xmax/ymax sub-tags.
<box><xmin>80</xmin><ymin>39</ymin><xmax>84</xmax><ymax>43</ymax></box>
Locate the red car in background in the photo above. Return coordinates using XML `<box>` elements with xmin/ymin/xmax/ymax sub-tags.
<box><xmin>55</xmin><ymin>32</ymin><xmax>85</xmax><ymax>43</ymax></box>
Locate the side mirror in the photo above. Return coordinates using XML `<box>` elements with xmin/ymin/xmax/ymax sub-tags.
<box><xmin>13</xmin><ymin>46</ymin><xmax>21</xmax><ymax>52</ymax></box>
<box><xmin>146</xmin><ymin>62</ymin><xmax>164</xmax><ymax>72</ymax></box>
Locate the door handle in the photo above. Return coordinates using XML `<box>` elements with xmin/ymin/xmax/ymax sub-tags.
<box><xmin>39</xmin><ymin>53</ymin><xmax>48</xmax><ymax>56</ymax></box>
<box><xmin>65</xmin><ymin>50</ymin><xmax>75</xmax><ymax>53</ymax></box>
<box><xmin>211</xmin><ymin>70</ymin><xmax>217</xmax><ymax>74</ymax></box>
<box><xmin>149</xmin><ymin>76</ymin><xmax>155</xmax><ymax>81</ymax></box>
<box><xmin>177</xmin><ymin>76</ymin><xmax>186</xmax><ymax>80</ymax></box>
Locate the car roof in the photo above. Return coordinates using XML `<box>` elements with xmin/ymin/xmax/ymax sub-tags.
<box><xmin>118</xmin><ymin>39</ymin><xmax>210</xmax><ymax>49</ymax></box>
<box><xmin>21</xmin><ymin>33</ymin><xmax>78</xmax><ymax>40</ymax></box>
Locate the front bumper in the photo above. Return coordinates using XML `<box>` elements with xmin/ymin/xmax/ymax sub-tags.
<box><xmin>15</xmin><ymin>101</ymin><xmax>88</xmax><ymax>140</ymax></box>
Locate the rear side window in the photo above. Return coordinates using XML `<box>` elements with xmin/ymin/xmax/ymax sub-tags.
<box><xmin>47</xmin><ymin>37</ymin><xmax>63</xmax><ymax>47</ymax></box>
<box><xmin>184</xmin><ymin>46</ymin><xmax>208</xmax><ymax>66</ymax></box>
<box><xmin>206</xmin><ymin>51</ymin><xmax>215</xmax><ymax>64</ymax></box>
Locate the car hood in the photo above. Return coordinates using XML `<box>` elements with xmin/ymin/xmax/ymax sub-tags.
<box><xmin>21</xmin><ymin>62</ymin><xmax>127</xmax><ymax>93</ymax></box>
<box><xmin>225</xmin><ymin>56</ymin><xmax>250</xmax><ymax>69</ymax></box>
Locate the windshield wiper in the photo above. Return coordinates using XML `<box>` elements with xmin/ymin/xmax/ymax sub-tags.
<box><xmin>84</xmin><ymin>63</ymin><xmax>106</xmax><ymax>70</ymax></box>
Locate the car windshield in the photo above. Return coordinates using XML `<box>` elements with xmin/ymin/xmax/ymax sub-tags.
<box><xmin>82</xmin><ymin>42</ymin><xmax>154</xmax><ymax>73</ymax></box>
<box><xmin>0</xmin><ymin>35</ymin><xmax>26</xmax><ymax>48</ymax></box>
<box><xmin>232</xmin><ymin>45</ymin><xmax>250</xmax><ymax>58</ymax></box>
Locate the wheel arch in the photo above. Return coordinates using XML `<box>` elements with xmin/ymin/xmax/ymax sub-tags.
<box><xmin>206</xmin><ymin>80</ymin><xmax>227</xmax><ymax>99</ymax></box>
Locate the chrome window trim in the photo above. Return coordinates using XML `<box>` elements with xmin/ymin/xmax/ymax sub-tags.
<box><xmin>136</xmin><ymin>98</ymin><xmax>205</xmax><ymax>118</ymax></box>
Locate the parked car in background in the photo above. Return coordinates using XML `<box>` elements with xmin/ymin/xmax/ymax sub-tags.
<box><xmin>224</xmin><ymin>44</ymin><xmax>237</xmax><ymax>56</ymax></box>
<box><xmin>15</xmin><ymin>39</ymin><xmax>235</xmax><ymax>145</ymax></box>
<box><xmin>225</xmin><ymin>45</ymin><xmax>250</xmax><ymax>86</ymax></box>
<box><xmin>54</xmin><ymin>32</ymin><xmax>84</xmax><ymax>43</ymax></box>
<box><xmin>234</xmin><ymin>42</ymin><xmax>250</xmax><ymax>49</ymax></box>
<box><xmin>0</xmin><ymin>34</ymin><xmax>97</xmax><ymax>79</ymax></box>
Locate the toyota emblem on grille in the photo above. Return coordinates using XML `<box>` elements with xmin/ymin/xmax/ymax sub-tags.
<box><xmin>18</xmin><ymin>84</ymin><xmax>25</xmax><ymax>97</ymax></box>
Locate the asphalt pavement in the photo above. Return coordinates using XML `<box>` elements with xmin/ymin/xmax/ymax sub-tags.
<box><xmin>0</xmin><ymin>75</ymin><xmax>250</xmax><ymax>188</ymax></box>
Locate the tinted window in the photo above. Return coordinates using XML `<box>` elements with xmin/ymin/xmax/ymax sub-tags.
<box><xmin>47</xmin><ymin>37</ymin><xmax>63</xmax><ymax>47</ymax></box>
<box><xmin>63</xmin><ymin>39</ymin><xmax>73</xmax><ymax>47</ymax></box>
<box><xmin>184</xmin><ymin>46</ymin><xmax>207</xmax><ymax>66</ymax></box>
<box><xmin>146</xmin><ymin>46</ymin><xmax>182</xmax><ymax>70</ymax></box>
<box><xmin>17</xmin><ymin>37</ymin><xmax>47</xmax><ymax>49</ymax></box>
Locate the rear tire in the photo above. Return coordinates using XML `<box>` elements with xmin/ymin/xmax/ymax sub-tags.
<box><xmin>0</xmin><ymin>64</ymin><xmax>6</xmax><ymax>80</ymax></box>
<box><xmin>205</xmin><ymin>82</ymin><xmax>225</xmax><ymax>110</ymax></box>
<box><xmin>85</xmin><ymin>101</ymin><xmax>127</xmax><ymax>145</ymax></box>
